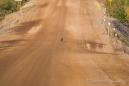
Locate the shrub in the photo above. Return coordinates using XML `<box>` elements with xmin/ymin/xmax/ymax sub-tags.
<box><xmin>128</xmin><ymin>43</ymin><xmax>129</xmax><ymax>46</ymax></box>
<box><xmin>120</xmin><ymin>37</ymin><xmax>125</xmax><ymax>42</ymax></box>
<box><xmin>0</xmin><ymin>0</ymin><xmax>29</xmax><ymax>16</ymax></box>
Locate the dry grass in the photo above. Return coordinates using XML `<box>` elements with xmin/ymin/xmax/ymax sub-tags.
<box><xmin>124</xmin><ymin>6</ymin><xmax>129</xmax><ymax>21</ymax></box>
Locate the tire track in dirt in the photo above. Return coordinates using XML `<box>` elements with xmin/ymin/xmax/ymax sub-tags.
<box><xmin>79</xmin><ymin>0</ymin><xmax>105</xmax><ymax>53</ymax></box>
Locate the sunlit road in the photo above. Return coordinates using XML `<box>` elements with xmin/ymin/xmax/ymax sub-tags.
<box><xmin>0</xmin><ymin>0</ymin><xmax>129</xmax><ymax>86</ymax></box>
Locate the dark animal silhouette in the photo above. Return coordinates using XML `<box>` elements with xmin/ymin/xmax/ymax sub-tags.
<box><xmin>61</xmin><ymin>38</ymin><xmax>63</xmax><ymax>42</ymax></box>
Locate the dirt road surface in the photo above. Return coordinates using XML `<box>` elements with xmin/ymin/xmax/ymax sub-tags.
<box><xmin>0</xmin><ymin>0</ymin><xmax>129</xmax><ymax>86</ymax></box>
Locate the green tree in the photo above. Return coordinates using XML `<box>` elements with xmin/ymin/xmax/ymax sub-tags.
<box><xmin>105</xmin><ymin>0</ymin><xmax>129</xmax><ymax>22</ymax></box>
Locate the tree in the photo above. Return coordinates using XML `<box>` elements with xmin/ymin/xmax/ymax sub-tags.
<box><xmin>105</xmin><ymin>0</ymin><xmax>129</xmax><ymax>23</ymax></box>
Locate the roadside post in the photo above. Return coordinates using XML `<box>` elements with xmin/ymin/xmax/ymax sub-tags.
<box><xmin>15</xmin><ymin>0</ymin><xmax>22</xmax><ymax>23</ymax></box>
<box><xmin>103</xmin><ymin>8</ymin><xmax>107</xmax><ymax>34</ymax></box>
<box><xmin>108</xmin><ymin>22</ymin><xmax>110</xmax><ymax>36</ymax></box>
<box><xmin>15</xmin><ymin>0</ymin><xmax>22</xmax><ymax>10</ymax></box>
<box><xmin>115</xmin><ymin>33</ymin><xmax>117</xmax><ymax>42</ymax></box>
<box><xmin>114</xmin><ymin>33</ymin><xmax>117</xmax><ymax>52</ymax></box>
<box><xmin>113</xmin><ymin>28</ymin><xmax>115</xmax><ymax>37</ymax></box>
<box><xmin>108</xmin><ymin>0</ymin><xmax>112</xmax><ymax>17</ymax></box>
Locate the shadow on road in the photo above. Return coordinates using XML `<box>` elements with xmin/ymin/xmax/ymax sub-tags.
<box><xmin>12</xmin><ymin>19</ymin><xmax>42</xmax><ymax>34</ymax></box>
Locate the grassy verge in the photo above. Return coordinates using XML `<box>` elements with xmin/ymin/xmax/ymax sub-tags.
<box><xmin>105</xmin><ymin>0</ymin><xmax>129</xmax><ymax>23</ymax></box>
<box><xmin>0</xmin><ymin>0</ymin><xmax>29</xmax><ymax>17</ymax></box>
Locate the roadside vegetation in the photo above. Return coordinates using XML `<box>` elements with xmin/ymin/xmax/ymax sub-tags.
<box><xmin>0</xmin><ymin>0</ymin><xmax>29</xmax><ymax>18</ymax></box>
<box><xmin>105</xmin><ymin>0</ymin><xmax>129</xmax><ymax>23</ymax></box>
<box><xmin>105</xmin><ymin>0</ymin><xmax>129</xmax><ymax>51</ymax></box>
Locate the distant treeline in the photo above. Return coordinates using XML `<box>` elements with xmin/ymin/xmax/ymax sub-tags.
<box><xmin>0</xmin><ymin>0</ymin><xmax>29</xmax><ymax>16</ymax></box>
<box><xmin>105</xmin><ymin>0</ymin><xmax>129</xmax><ymax>23</ymax></box>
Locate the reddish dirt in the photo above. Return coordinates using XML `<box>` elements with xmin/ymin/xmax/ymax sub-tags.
<box><xmin>0</xmin><ymin>0</ymin><xmax>129</xmax><ymax>86</ymax></box>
